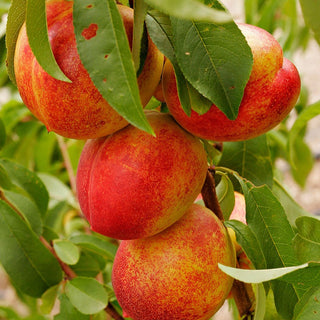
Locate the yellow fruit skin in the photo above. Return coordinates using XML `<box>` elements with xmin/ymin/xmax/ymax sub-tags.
<box><xmin>112</xmin><ymin>203</ymin><xmax>236</xmax><ymax>320</ymax></box>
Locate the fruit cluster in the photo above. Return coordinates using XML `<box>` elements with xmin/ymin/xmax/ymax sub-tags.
<box><xmin>14</xmin><ymin>1</ymin><xmax>300</xmax><ymax>319</ymax></box>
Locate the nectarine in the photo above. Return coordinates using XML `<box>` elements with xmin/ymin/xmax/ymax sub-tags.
<box><xmin>76</xmin><ymin>111</ymin><xmax>208</xmax><ymax>239</ymax></box>
<box><xmin>112</xmin><ymin>203</ymin><xmax>236</xmax><ymax>320</ymax></box>
<box><xmin>162</xmin><ymin>23</ymin><xmax>301</xmax><ymax>142</ymax></box>
<box><xmin>14</xmin><ymin>0</ymin><xmax>163</xmax><ymax>139</ymax></box>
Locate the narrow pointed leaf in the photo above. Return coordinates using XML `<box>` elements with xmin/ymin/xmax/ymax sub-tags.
<box><xmin>5</xmin><ymin>0</ymin><xmax>26</xmax><ymax>84</ymax></box>
<box><xmin>144</xmin><ymin>0</ymin><xmax>231</xmax><ymax>24</ymax></box>
<box><xmin>26</xmin><ymin>0</ymin><xmax>71</xmax><ymax>82</ymax></box>
<box><xmin>171</xmin><ymin>18</ymin><xmax>253</xmax><ymax>119</ymax></box>
<box><xmin>0</xmin><ymin>200</ymin><xmax>62</xmax><ymax>297</ymax></box>
<box><xmin>73</xmin><ymin>0</ymin><xmax>153</xmax><ymax>134</ymax></box>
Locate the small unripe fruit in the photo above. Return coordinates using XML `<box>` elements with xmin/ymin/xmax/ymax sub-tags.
<box><xmin>112</xmin><ymin>203</ymin><xmax>236</xmax><ymax>320</ymax></box>
<box><xmin>76</xmin><ymin>111</ymin><xmax>208</xmax><ymax>240</ymax></box>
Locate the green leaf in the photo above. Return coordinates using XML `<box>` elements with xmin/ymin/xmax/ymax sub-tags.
<box><xmin>296</xmin><ymin>216</ymin><xmax>320</xmax><ymax>243</ymax></box>
<box><xmin>73</xmin><ymin>0</ymin><xmax>153</xmax><ymax>135</ymax></box>
<box><xmin>290</xmin><ymin>135</ymin><xmax>314</xmax><ymax>188</ymax></box>
<box><xmin>145</xmin><ymin>10</ymin><xmax>174</xmax><ymax>62</ymax></box>
<box><xmin>0</xmin><ymin>306</ymin><xmax>21</xmax><ymax>320</ymax></box>
<box><xmin>239</xmin><ymin>180</ymin><xmax>302</xmax><ymax>319</ymax></box>
<box><xmin>0</xmin><ymin>118</ymin><xmax>6</xmax><ymax>150</ymax></box>
<box><xmin>219</xmin><ymin>135</ymin><xmax>273</xmax><ymax>188</ymax></box>
<box><xmin>70</xmin><ymin>251</ymin><xmax>102</xmax><ymax>278</ymax></box>
<box><xmin>215</xmin><ymin>172</ymin><xmax>235</xmax><ymax>219</ymax></box>
<box><xmin>294</xmin><ymin>216</ymin><xmax>320</xmax><ymax>263</ymax></box>
<box><xmin>219</xmin><ymin>263</ymin><xmax>308</xmax><ymax>283</ymax></box>
<box><xmin>144</xmin><ymin>0</ymin><xmax>231</xmax><ymax>23</ymax></box>
<box><xmin>293</xmin><ymin>234</ymin><xmax>320</xmax><ymax>264</ymax></box>
<box><xmin>225</xmin><ymin>220</ymin><xmax>267</xmax><ymax>270</ymax></box>
<box><xmin>255</xmin><ymin>283</ymin><xmax>267</xmax><ymax>320</ymax></box>
<box><xmin>40</xmin><ymin>284</ymin><xmax>59</xmax><ymax>314</ymax></box>
<box><xmin>288</xmin><ymin>101</ymin><xmax>320</xmax><ymax>168</ymax></box>
<box><xmin>3</xmin><ymin>189</ymin><xmax>43</xmax><ymax>236</ymax></box>
<box><xmin>0</xmin><ymin>200</ymin><xmax>62</xmax><ymax>297</ymax></box>
<box><xmin>5</xmin><ymin>0</ymin><xmax>26</xmax><ymax>84</ymax></box>
<box><xmin>299</xmin><ymin>0</ymin><xmax>320</xmax><ymax>45</ymax></box>
<box><xmin>53</xmin><ymin>239</ymin><xmax>80</xmax><ymax>265</ymax></box>
<box><xmin>272</xmin><ymin>178</ymin><xmax>311</xmax><ymax>227</ymax></box>
<box><xmin>0</xmin><ymin>159</ymin><xmax>49</xmax><ymax>215</ymax></box>
<box><xmin>55</xmin><ymin>294</ymin><xmax>89</xmax><ymax>320</ymax></box>
<box><xmin>25</xmin><ymin>0</ymin><xmax>70</xmax><ymax>82</ymax></box>
<box><xmin>293</xmin><ymin>286</ymin><xmax>320</xmax><ymax>320</ymax></box>
<box><xmin>65</xmin><ymin>277</ymin><xmax>108</xmax><ymax>315</ymax></box>
<box><xmin>279</xmin><ymin>263</ymin><xmax>320</xmax><ymax>295</ymax></box>
<box><xmin>171</xmin><ymin>18</ymin><xmax>253</xmax><ymax>120</ymax></box>
<box><xmin>70</xmin><ymin>234</ymin><xmax>118</xmax><ymax>260</ymax></box>
<box><xmin>0</xmin><ymin>101</ymin><xmax>29</xmax><ymax>134</ymax></box>
<box><xmin>37</xmin><ymin>173</ymin><xmax>77</xmax><ymax>209</ymax></box>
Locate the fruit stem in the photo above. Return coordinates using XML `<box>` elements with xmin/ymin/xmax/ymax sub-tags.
<box><xmin>132</xmin><ymin>0</ymin><xmax>147</xmax><ymax>72</ymax></box>
<box><xmin>201</xmin><ymin>167</ymin><xmax>224</xmax><ymax>221</ymax></box>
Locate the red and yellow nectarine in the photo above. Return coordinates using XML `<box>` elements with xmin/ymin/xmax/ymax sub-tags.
<box><xmin>14</xmin><ymin>0</ymin><xmax>163</xmax><ymax>139</ymax></box>
<box><xmin>162</xmin><ymin>23</ymin><xmax>301</xmax><ymax>142</ymax></box>
<box><xmin>76</xmin><ymin>111</ymin><xmax>208</xmax><ymax>240</ymax></box>
<box><xmin>112</xmin><ymin>203</ymin><xmax>236</xmax><ymax>320</ymax></box>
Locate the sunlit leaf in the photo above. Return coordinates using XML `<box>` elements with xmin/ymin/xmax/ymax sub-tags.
<box><xmin>144</xmin><ymin>0</ymin><xmax>231</xmax><ymax>24</ymax></box>
<box><xmin>219</xmin><ymin>263</ymin><xmax>308</xmax><ymax>283</ymax></box>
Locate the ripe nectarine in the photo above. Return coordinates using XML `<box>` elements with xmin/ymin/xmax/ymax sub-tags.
<box><xmin>112</xmin><ymin>203</ymin><xmax>236</xmax><ymax>320</ymax></box>
<box><xmin>162</xmin><ymin>23</ymin><xmax>301</xmax><ymax>142</ymax></box>
<box><xmin>76</xmin><ymin>111</ymin><xmax>208</xmax><ymax>239</ymax></box>
<box><xmin>14</xmin><ymin>1</ymin><xmax>163</xmax><ymax>139</ymax></box>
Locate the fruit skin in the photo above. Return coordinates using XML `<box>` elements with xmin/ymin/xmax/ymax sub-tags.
<box><xmin>162</xmin><ymin>23</ymin><xmax>301</xmax><ymax>142</ymax></box>
<box><xmin>112</xmin><ymin>203</ymin><xmax>236</xmax><ymax>320</ymax></box>
<box><xmin>14</xmin><ymin>0</ymin><xmax>163</xmax><ymax>140</ymax></box>
<box><xmin>76</xmin><ymin>111</ymin><xmax>208</xmax><ymax>240</ymax></box>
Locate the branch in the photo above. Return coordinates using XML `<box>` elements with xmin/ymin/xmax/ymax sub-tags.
<box><xmin>230</xmin><ymin>262</ymin><xmax>255</xmax><ymax>319</ymax></box>
<box><xmin>200</xmin><ymin>168</ymin><xmax>255</xmax><ymax>319</ymax></box>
